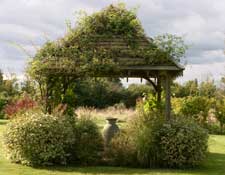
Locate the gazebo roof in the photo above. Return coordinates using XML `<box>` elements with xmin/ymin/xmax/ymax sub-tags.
<box><xmin>32</xmin><ymin>4</ymin><xmax>184</xmax><ymax>79</ymax></box>
<box><xmin>84</xmin><ymin>35</ymin><xmax>184</xmax><ymax>78</ymax></box>
<box><xmin>37</xmin><ymin>35</ymin><xmax>184</xmax><ymax>78</ymax></box>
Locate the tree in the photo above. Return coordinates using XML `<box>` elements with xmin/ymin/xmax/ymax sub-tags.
<box><xmin>214</xmin><ymin>99</ymin><xmax>225</xmax><ymax>132</ymax></box>
<box><xmin>125</xmin><ymin>84</ymin><xmax>154</xmax><ymax>107</ymax></box>
<box><xmin>72</xmin><ymin>78</ymin><xmax>125</xmax><ymax>108</ymax></box>
<box><xmin>172</xmin><ymin>79</ymin><xmax>198</xmax><ymax>97</ymax></box>
<box><xmin>180</xmin><ymin>96</ymin><xmax>212</xmax><ymax>124</ymax></box>
<box><xmin>220</xmin><ymin>77</ymin><xmax>225</xmax><ymax>97</ymax></box>
<box><xmin>20</xmin><ymin>77</ymin><xmax>38</xmax><ymax>98</ymax></box>
<box><xmin>199</xmin><ymin>79</ymin><xmax>216</xmax><ymax>98</ymax></box>
<box><xmin>2</xmin><ymin>74</ymin><xmax>19</xmax><ymax>98</ymax></box>
<box><xmin>154</xmin><ymin>33</ymin><xmax>188</xmax><ymax>62</ymax></box>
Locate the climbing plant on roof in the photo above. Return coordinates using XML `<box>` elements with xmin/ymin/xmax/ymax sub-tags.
<box><xmin>28</xmin><ymin>3</ymin><xmax>177</xmax><ymax>79</ymax></box>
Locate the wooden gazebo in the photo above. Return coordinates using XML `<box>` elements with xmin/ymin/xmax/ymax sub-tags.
<box><xmin>31</xmin><ymin>5</ymin><xmax>185</xmax><ymax>120</ymax></box>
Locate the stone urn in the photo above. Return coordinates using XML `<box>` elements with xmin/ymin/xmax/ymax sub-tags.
<box><xmin>103</xmin><ymin>117</ymin><xmax>120</xmax><ymax>146</ymax></box>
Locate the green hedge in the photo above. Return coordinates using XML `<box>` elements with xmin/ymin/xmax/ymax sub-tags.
<box><xmin>3</xmin><ymin>111</ymin><xmax>75</xmax><ymax>166</ymax></box>
<box><xmin>158</xmin><ymin>118</ymin><xmax>209</xmax><ymax>168</ymax></box>
<box><xmin>3</xmin><ymin>111</ymin><xmax>103</xmax><ymax>166</ymax></box>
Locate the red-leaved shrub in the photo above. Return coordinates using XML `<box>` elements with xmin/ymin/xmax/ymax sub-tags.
<box><xmin>4</xmin><ymin>95</ymin><xmax>37</xmax><ymax>118</ymax></box>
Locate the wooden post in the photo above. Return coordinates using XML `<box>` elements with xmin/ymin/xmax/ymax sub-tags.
<box><xmin>45</xmin><ymin>77</ymin><xmax>52</xmax><ymax>114</ymax></box>
<box><xmin>165</xmin><ymin>75</ymin><xmax>171</xmax><ymax>120</ymax></box>
<box><xmin>156</xmin><ymin>76</ymin><xmax>162</xmax><ymax>104</ymax></box>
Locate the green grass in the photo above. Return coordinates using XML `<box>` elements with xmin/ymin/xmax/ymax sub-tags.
<box><xmin>0</xmin><ymin>119</ymin><xmax>225</xmax><ymax>175</ymax></box>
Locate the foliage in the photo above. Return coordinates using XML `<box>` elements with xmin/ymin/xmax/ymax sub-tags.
<box><xmin>105</xmin><ymin>99</ymin><xmax>209</xmax><ymax>169</ymax></box>
<box><xmin>106</xmin><ymin>100</ymin><xmax>165</xmax><ymax>168</ymax></box>
<box><xmin>28</xmin><ymin>3</ymin><xmax>147</xmax><ymax>79</ymax></box>
<box><xmin>133</xmin><ymin>110</ymin><xmax>164</xmax><ymax>168</ymax></box>
<box><xmin>171</xmin><ymin>97</ymin><xmax>183</xmax><ymax>115</ymax></box>
<box><xmin>3</xmin><ymin>111</ymin><xmax>75</xmax><ymax>166</ymax></box>
<box><xmin>0</xmin><ymin>96</ymin><xmax>7</xmax><ymax>119</ymax></box>
<box><xmin>142</xmin><ymin>93</ymin><xmax>164</xmax><ymax>112</ymax></box>
<box><xmin>20</xmin><ymin>77</ymin><xmax>39</xmax><ymax>99</ymax></box>
<box><xmin>55</xmin><ymin>79</ymin><xmax>154</xmax><ymax>109</ymax></box>
<box><xmin>72</xmin><ymin>3</ymin><xmax>144</xmax><ymax>39</ymax></box>
<box><xmin>0</xmin><ymin>119</ymin><xmax>225</xmax><ymax>175</ymax></box>
<box><xmin>0</xmin><ymin>71</ymin><xmax>22</xmax><ymax>119</ymax></box>
<box><xmin>204</xmin><ymin>123</ymin><xmax>225</xmax><ymax>135</ymax></box>
<box><xmin>27</xmin><ymin>3</ymin><xmax>187</xmax><ymax>112</ymax></box>
<box><xmin>214</xmin><ymin>99</ymin><xmax>225</xmax><ymax>132</ymax></box>
<box><xmin>180</xmin><ymin>96</ymin><xmax>212</xmax><ymax>123</ymax></box>
<box><xmin>3</xmin><ymin>95</ymin><xmax>37</xmax><ymax>118</ymax></box>
<box><xmin>154</xmin><ymin>33</ymin><xmax>188</xmax><ymax>62</ymax></box>
<box><xmin>124</xmin><ymin>84</ymin><xmax>153</xmax><ymax>107</ymax></box>
<box><xmin>0</xmin><ymin>69</ymin><xmax>3</xmax><ymax>85</ymax></box>
<box><xmin>105</xmin><ymin>130</ymin><xmax>137</xmax><ymax>167</ymax></box>
<box><xmin>199</xmin><ymin>79</ymin><xmax>216</xmax><ymax>98</ymax></box>
<box><xmin>72</xmin><ymin>78</ymin><xmax>125</xmax><ymax>108</ymax></box>
<box><xmin>172</xmin><ymin>79</ymin><xmax>217</xmax><ymax>98</ymax></box>
<box><xmin>172</xmin><ymin>79</ymin><xmax>199</xmax><ymax>98</ymax></box>
<box><xmin>158</xmin><ymin>118</ymin><xmax>208</xmax><ymax>168</ymax></box>
<box><xmin>72</xmin><ymin>117</ymin><xmax>104</xmax><ymax>165</ymax></box>
<box><xmin>0</xmin><ymin>73</ymin><xmax>20</xmax><ymax>98</ymax></box>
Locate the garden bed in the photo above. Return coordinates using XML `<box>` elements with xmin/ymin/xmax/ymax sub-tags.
<box><xmin>0</xmin><ymin>119</ymin><xmax>225</xmax><ymax>175</ymax></box>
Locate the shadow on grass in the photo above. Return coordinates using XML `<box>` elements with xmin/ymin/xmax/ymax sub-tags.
<box><xmin>198</xmin><ymin>152</ymin><xmax>225</xmax><ymax>175</ymax></box>
<box><xmin>33</xmin><ymin>152</ymin><xmax>225</xmax><ymax>175</ymax></box>
<box><xmin>35</xmin><ymin>166</ymin><xmax>185</xmax><ymax>175</ymax></box>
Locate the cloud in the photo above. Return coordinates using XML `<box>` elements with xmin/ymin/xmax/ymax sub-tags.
<box><xmin>176</xmin><ymin>62</ymin><xmax>225</xmax><ymax>84</ymax></box>
<box><xmin>0</xmin><ymin>0</ymin><xmax>224</xmax><ymax>82</ymax></box>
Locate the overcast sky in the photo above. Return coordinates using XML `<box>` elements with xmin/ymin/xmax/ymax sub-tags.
<box><xmin>0</xmin><ymin>0</ymin><xmax>224</xmax><ymax>83</ymax></box>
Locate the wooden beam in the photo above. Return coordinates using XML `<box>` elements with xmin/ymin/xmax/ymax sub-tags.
<box><xmin>144</xmin><ymin>77</ymin><xmax>157</xmax><ymax>92</ymax></box>
<box><xmin>165</xmin><ymin>75</ymin><xmax>171</xmax><ymax>120</ymax></box>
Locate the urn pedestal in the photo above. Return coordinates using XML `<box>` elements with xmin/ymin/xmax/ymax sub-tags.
<box><xmin>103</xmin><ymin>117</ymin><xmax>119</xmax><ymax>146</ymax></box>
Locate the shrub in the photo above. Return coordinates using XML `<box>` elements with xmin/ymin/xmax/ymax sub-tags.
<box><xmin>0</xmin><ymin>97</ymin><xmax>7</xmax><ymax>119</ymax></box>
<box><xmin>3</xmin><ymin>111</ymin><xmax>75</xmax><ymax>166</ymax></box>
<box><xmin>158</xmin><ymin>118</ymin><xmax>209</xmax><ymax>168</ymax></box>
<box><xmin>105</xmin><ymin>130</ymin><xmax>137</xmax><ymax>167</ymax></box>
<box><xmin>4</xmin><ymin>95</ymin><xmax>37</xmax><ymax>118</ymax></box>
<box><xmin>105</xmin><ymin>102</ymin><xmax>208</xmax><ymax>169</ymax></box>
<box><xmin>133</xmin><ymin>110</ymin><xmax>164</xmax><ymax>168</ymax></box>
<box><xmin>205</xmin><ymin>123</ymin><xmax>225</xmax><ymax>135</ymax></box>
<box><xmin>72</xmin><ymin>118</ymin><xmax>104</xmax><ymax>165</ymax></box>
<box><xmin>105</xmin><ymin>104</ymin><xmax>164</xmax><ymax>168</ymax></box>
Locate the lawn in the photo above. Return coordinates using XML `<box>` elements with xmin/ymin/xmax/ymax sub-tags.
<box><xmin>0</xmin><ymin>119</ymin><xmax>225</xmax><ymax>175</ymax></box>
